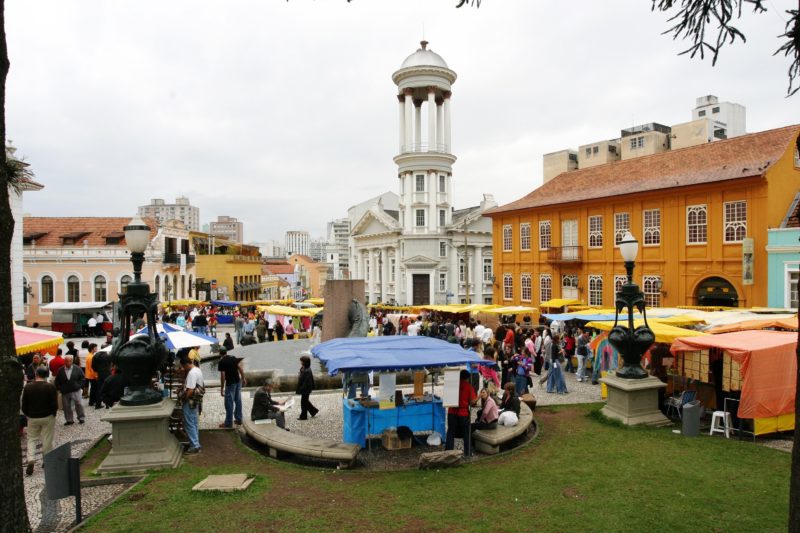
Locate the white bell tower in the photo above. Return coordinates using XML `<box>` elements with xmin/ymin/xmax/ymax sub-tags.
<box><xmin>392</xmin><ymin>41</ymin><xmax>457</xmax><ymax>235</ymax></box>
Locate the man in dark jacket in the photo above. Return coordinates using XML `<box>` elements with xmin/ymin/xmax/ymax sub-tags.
<box><xmin>99</xmin><ymin>365</ymin><xmax>130</xmax><ymax>408</ymax></box>
<box><xmin>251</xmin><ymin>379</ymin><xmax>286</xmax><ymax>429</ymax></box>
<box><xmin>54</xmin><ymin>355</ymin><xmax>85</xmax><ymax>425</ymax></box>
<box><xmin>21</xmin><ymin>367</ymin><xmax>58</xmax><ymax>475</ymax></box>
<box><xmin>91</xmin><ymin>348</ymin><xmax>112</xmax><ymax>409</ymax></box>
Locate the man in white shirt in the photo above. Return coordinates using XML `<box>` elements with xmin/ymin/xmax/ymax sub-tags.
<box><xmin>480</xmin><ymin>326</ymin><xmax>493</xmax><ymax>347</ymax></box>
<box><xmin>407</xmin><ymin>319</ymin><xmax>421</xmax><ymax>337</ymax></box>
<box><xmin>473</xmin><ymin>321</ymin><xmax>485</xmax><ymax>340</ymax></box>
<box><xmin>87</xmin><ymin>316</ymin><xmax>97</xmax><ymax>336</ymax></box>
<box><xmin>181</xmin><ymin>358</ymin><xmax>205</xmax><ymax>454</ymax></box>
<box><xmin>95</xmin><ymin>313</ymin><xmax>105</xmax><ymax>336</ymax></box>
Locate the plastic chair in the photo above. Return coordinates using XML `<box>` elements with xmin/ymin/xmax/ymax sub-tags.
<box><xmin>665</xmin><ymin>390</ymin><xmax>696</xmax><ymax>419</ymax></box>
<box><xmin>710</xmin><ymin>410</ymin><xmax>732</xmax><ymax>438</ymax></box>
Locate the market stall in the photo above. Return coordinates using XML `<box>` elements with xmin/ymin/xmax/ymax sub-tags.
<box><xmin>670</xmin><ymin>330</ymin><xmax>797</xmax><ymax>435</ymax></box>
<box><xmin>14</xmin><ymin>323</ymin><xmax>63</xmax><ymax>356</ymax></box>
<box><xmin>311</xmin><ymin>336</ymin><xmax>494</xmax><ymax>448</ymax></box>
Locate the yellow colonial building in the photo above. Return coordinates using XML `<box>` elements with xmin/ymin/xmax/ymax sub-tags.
<box><xmin>190</xmin><ymin>232</ymin><xmax>262</xmax><ymax>301</ymax></box>
<box><xmin>487</xmin><ymin>125</ymin><xmax>800</xmax><ymax>309</ymax></box>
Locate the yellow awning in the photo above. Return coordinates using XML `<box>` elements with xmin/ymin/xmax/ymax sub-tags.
<box><xmin>483</xmin><ymin>305</ymin><xmax>539</xmax><ymax>315</ymax></box>
<box><xmin>163</xmin><ymin>299</ymin><xmax>207</xmax><ymax>307</ymax></box>
<box><xmin>540</xmin><ymin>298</ymin><xmax>583</xmax><ymax>309</ymax></box>
<box><xmin>584</xmin><ymin>319</ymin><xmax>708</xmax><ymax>344</ymax></box>
<box><xmin>305</xmin><ymin>298</ymin><xmax>324</xmax><ymax>306</ymax></box>
<box><xmin>257</xmin><ymin>305</ymin><xmax>313</xmax><ymax>317</ymax></box>
<box><xmin>304</xmin><ymin>307</ymin><xmax>324</xmax><ymax>316</ymax></box>
<box><xmin>706</xmin><ymin>316</ymin><xmax>798</xmax><ymax>334</ymax></box>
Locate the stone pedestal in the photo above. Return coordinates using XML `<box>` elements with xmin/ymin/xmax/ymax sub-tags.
<box><xmin>322</xmin><ymin>280</ymin><xmax>366</xmax><ymax>342</ymax></box>
<box><xmin>600</xmin><ymin>373</ymin><xmax>671</xmax><ymax>426</ymax></box>
<box><xmin>97</xmin><ymin>398</ymin><xmax>182</xmax><ymax>474</ymax></box>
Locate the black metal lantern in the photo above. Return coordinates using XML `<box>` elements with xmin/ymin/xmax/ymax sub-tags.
<box><xmin>111</xmin><ymin>217</ymin><xmax>168</xmax><ymax>405</ymax></box>
<box><xmin>607</xmin><ymin>231</ymin><xmax>655</xmax><ymax>379</ymax></box>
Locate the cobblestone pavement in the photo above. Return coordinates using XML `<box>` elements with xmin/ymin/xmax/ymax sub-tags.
<box><xmin>199</xmin><ymin>370</ymin><xmax>604</xmax><ymax>442</ymax></box>
<box><xmin>22</xmin><ymin>396</ymin><xmax>114</xmax><ymax>532</ymax></box>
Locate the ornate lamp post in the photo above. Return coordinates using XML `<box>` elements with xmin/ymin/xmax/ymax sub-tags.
<box><xmin>607</xmin><ymin>231</ymin><xmax>655</xmax><ymax>379</ymax></box>
<box><xmin>111</xmin><ymin>217</ymin><xmax>168</xmax><ymax>406</ymax></box>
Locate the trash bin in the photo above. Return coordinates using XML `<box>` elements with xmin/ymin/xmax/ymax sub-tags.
<box><xmin>681</xmin><ymin>400</ymin><xmax>702</xmax><ymax>437</ymax></box>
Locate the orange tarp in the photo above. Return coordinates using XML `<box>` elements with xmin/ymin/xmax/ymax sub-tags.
<box><xmin>706</xmin><ymin>316</ymin><xmax>798</xmax><ymax>334</ymax></box>
<box><xmin>670</xmin><ymin>330</ymin><xmax>797</xmax><ymax>419</ymax></box>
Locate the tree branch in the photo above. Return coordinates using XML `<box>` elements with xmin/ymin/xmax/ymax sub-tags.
<box><xmin>774</xmin><ymin>7</ymin><xmax>800</xmax><ymax>96</ymax></box>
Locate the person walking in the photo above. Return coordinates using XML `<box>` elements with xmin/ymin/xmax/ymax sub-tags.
<box><xmin>234</xmin><ymin>314</ymin><xmax>245</xmax><ymax>344</ymax></box>
<box><xmin>84</xmin><ymin>344</ymin><xmax>100</xmax><ymax>408</ymax></box>
<box><xmin>180</xmin><ymin>357</ymin><xmax>204</xmax><ymax>454</ymax></box>
<box><xmin>284</xmin><ymin>319</ymin><xmax>296</xmax><ymax>340</ymax></box>
<box><xmin>21</xmin><ymin>367</ymin><xmax>58</xmax><ymax>476</ymax></box>
<box><xmin>218</xmin><ymin>347</ymin><xmax>246</xmax><ymax>428</ymax></box>
<box><xmin>91</xmin><ymin>345</ymin><xmax>111</xmax><ymax>408</ymax></box>
<box><xmin>274</xmin><ymin>320</ymin><xmax>285</xmax><ymax>341</ymax></box>
<box><xmin>296</xmin><ymin>355</ymin><xmax>318</xmax><ymax>420</ymax></box>
<box><xmin>55</xmin><ymin>355</ymin><xmax>86</xmax><ymax>425</ymax></box>
<box><xmin>576</xmin><ymin>329</ymin><xmax>591</xmax><ymax>382</ymax></box>
<box><xmin>255</xmin><ymin>319</ymin><xmax>267</xmax><ymax>343</ymax></box>
<box><xmin>445</xmin><ymin>369</ymin><xmax>478</xmax><ymax>457</ymax></box>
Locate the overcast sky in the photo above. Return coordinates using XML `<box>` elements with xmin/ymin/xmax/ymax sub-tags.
<box><xmin>7</xmin><ymin>1</ymin><xmax>798</xmax><ymax>245</ymax></box>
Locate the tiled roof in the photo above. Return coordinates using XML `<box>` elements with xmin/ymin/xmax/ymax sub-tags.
<box><xmin>783</xmin><ymin>192</ymin><xmax>800</xmax><ymax>228</ymax></box>
<box><xmin>22</xmin><ymin>217</ymin><xmax>158</xmax><ymax>247</ymax></box>
<box><xmin>488</xmin><ymin>125</ymin><xmax>800</xmax><ymax>215</ymax></box>
<box><xmin>263</xmin><ymin>263</ymin><xmax>295</xmax><ymax>275</ymax></box>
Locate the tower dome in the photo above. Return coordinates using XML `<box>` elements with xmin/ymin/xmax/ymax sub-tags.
<box><xmin>400</xmin><ymin>40</ymin><xmax>449</xmax><ymax>69</ymax></box>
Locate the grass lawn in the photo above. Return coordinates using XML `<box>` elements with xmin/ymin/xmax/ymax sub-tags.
<box><xmin>82</xmin><ymin>404</ymin><xmax>790</xmax><ymax>532</ymax></box>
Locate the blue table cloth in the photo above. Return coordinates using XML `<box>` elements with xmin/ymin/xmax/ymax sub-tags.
<box><xmin>342</xmin><ymin>396</ymin><xmax>446</xmax><ymax>448</ymax></box>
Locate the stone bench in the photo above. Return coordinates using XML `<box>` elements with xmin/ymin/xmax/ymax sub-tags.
<box><xmin>472</xmin><ymin>402</ymin><xmax>534</xmax><ymax>455</ymax></box>
<box><xmin>241</xmin><ymin>418</ymin><xmax>360</xmax><ymax>468</ymax></box>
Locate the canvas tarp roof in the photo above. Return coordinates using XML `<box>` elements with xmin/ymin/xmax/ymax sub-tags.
<box><xmin>311</xmin><ymin>336</ymin><xmax>494</xmax><ymax>376</ymax></box>
<box><xmin>257</xmin><ymin>305</ymin><xmax>313</xmax><ymax>317</ymax></box>
<box><xmin>670</xmin><ymin>330</ymin><xmax>797</xmax><ymax>419</ymax></box>
<box><xmin>706</xmin><ymin>316</ymin><xmax>798</xmax><ymax>334</ymax></box>
<box><xmin>585</xmin><ymin>319</ymin><xmax>708</xmax><ymax>344</ymax></box>
<box><xmin>42</xmin><ymin>301</ymin><xmax>111</xmax><ymax>311</ymax></box>
<box><xmin>14</xmin><ymin>324</ymin><xmax>63</xmax><ymax>355</ymax></box>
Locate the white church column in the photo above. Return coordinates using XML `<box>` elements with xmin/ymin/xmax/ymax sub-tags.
<box><xmin>443</xmin><ymin>91</ymin><xmax>452</xmax><ymax>153</ymax></box>
<box><xmin>380</xmin><ymin>246</ymin><xmax>389</xmax><ymax>303</ymax></box>
<box><xmin>397</xmin><ymin>94</ymin><xmax>405</xmax><ymax>153</ymax></box>
<box><xmin>404</xmin><ymin>172</ymin><xmax>413</xmax><ymax>234</ymax></box>
<box><xmin>436</xmin><ymin>97</ymin><xmax>444</xmax><ymax>150</ymax></box>
<box><xmin>414</xmin><ymin>99</ymin><xmax>422</xmax><ymax>150</ymax></box>
<box><xmin>352</xmin><ymin>251</ymin><xmax>359</xmax><ymax>279</ymax></box>
<box><xmin>473</xmin><ymin>245</ymin><xmax>483</xmax><ymax>304</ymax></box>
<box><xmin>449</xmin><ymin>241</ymin><xmax>458</xmax><ymax>302</ymax></box>
<box><xmin>370</xmin><ymin>249</ymin><xmax>379</xmax><ymax>303</ymax></box>
<box><xmin>394</xmin><ymin>247</ymin><xmax>402</xmax><ymax>303</ymax></box>
<box><xmin>404</xmin><ymin>89</ymin><xmax>413</xmax><ymax>152</ymax></box>
<box><xmin>427</xmin><ymin>87</ymin><xmax>436</xmax><ymax>151</ymax></box>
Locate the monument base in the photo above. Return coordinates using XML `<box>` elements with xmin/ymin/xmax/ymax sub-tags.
<box><xmin>97</xmin><ymin>398</ymin><xmax>182</xmax><ymax>474</ymax></box>
<box><xmin>600</xmin><ymin>373</ymin><xmax>671</xmax><ymax>427</ymax></box>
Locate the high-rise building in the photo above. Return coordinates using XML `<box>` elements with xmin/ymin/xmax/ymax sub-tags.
<box><xmin>138</xmin><ymin>196</ymin><xmax>200</xmax><ymax>230</ymax></box>
<box><xmin>285</xmin><ymin>230</ymin><xmax>309</xmax><ymax>257</ymax></box>
<box><xmin>209</xmin><ymin>215</ymin><xmax>244</xmax><ymax>243</ymax></box>
<box><xmin>326</xmin><ymin>217</ymin><xmax>351</xmax><ymax>279</ymax></box>
<box><xmin>308</xmin><ymin>237</ymin><xmax>328</xmax><ymax>262</ymax></box>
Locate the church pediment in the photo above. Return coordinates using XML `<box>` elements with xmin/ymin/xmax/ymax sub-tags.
<box><xmin>352</xmin><ymin>208</ymin><xmax>400</xmax><ymax>238</ymax></box>
<box><xmin>403</xmin><ymin>254</ymin><xmax>440</xmax><ymax>268</ymax></box>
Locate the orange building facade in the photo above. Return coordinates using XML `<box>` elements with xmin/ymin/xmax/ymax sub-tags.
<box><xmin>487</xmin><ymin>126</ymin><xmax>800</xmax><ymax>309</ymax></box>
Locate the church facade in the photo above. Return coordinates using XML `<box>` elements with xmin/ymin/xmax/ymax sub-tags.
<box><xmin>349</xmin><ymin>41</ymin><xmax>496</xmax><ymax>306</ymax></box>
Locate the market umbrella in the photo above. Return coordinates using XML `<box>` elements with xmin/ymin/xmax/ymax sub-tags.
<box><xmin>137</xmin><ymin>322</ymin><xmax>219</xmax><ymax>350</ymax></box>
<box><xmin>14</xmin><ymin>324</ymin><xmax>63</xmax><ymax>356</ymax></box>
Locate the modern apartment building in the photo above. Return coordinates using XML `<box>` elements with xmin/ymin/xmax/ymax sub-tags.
<box><xmin>209</xmin><ymin>215</ymin><xmax>244</xmax><ymax>243</ymax></box>
<box><xmin>285</xmin><ymin>230</ymin><xmax>309</xmax><ymax>257</ymax></box>
<box><xmin>138</xmin><ymin>196</ymin><xmax>200</xmax><ymax>230</ymax></box>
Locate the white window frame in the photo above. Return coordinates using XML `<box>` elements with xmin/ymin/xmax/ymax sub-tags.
<box><xmin>614</xmin><ymin>213</ymin><xmax>630</xmax><ymax>246</ymax></box>
<box><xmin>390</xmin><ymin>258</ymin><xmax>396</xmax><ymax>282</ymax></box>
<box><xmin>723</xmin><ymin>200</ymin><xmax>747</xmax><ymax>243</ymax></box>
<box><xmin>415</xmin><ymin>209</ymin><xmax>426</xmax><ymax>227</ymax></box>
<box><xmin>643</xmin><ymin>208</ymin><xmax>661</xmax><ymax>246</ymax></box>
<box><xmin>439</xmin><ymin>174</ymin><xmax>446</xmax><ymax>193</ymax></box>
<box><xmin>439</xmin><ymin>209</ymin><xmax>446</xmax><ymax>227</ymax></box>
<box><xmin>502</xmin><ymin>224</ymin><xmax>512</xmax><ymax>252</ymax></box>
<box><xmin>483</xmin><ymin>258</ymin><xmax>493</xmax><ymax>282</ymax></box>
<box><xmin>539</xmin><ymin>274</ymin><xmax>552</xmax><ymax>303</ymax></box>
<box><xmin>588</xmin><ymin>275</ymin><xmax>603</xmax><ymax>306</ymax></box>
<box><xmin>686</xmin><ymin>204</ymin><xmax>708</xmax><ymax>244</ymax></box>
<box><xmin>588</xmin><ymin>215</ymin><xmax>603</xmax><ymax>248</ymax></box>
<box><xmin>503</xmin><ymin>274</ymin><xmax>513</xmax><ymax>301</ymax></box>
<box><xmin>520</xmin><ymin>223</ymin><xmax>531</xmax><ymax>251</ymax></box>
<box><xmin>521</xmin><ymin>273</ymin><xmax>532</xmax><ymax>302</ymax></box>
<box><xmin>439</xmin><ymin>241</ymin><xmax>447</xmax><ymax>258</ymax></box>
<box><xmin>643</xmin><ymin>275</ymin><xmax>661</xmax><ymax>307</ymax></box>
<box><xmin>459</xmin><ymin>258</ymin><xmax>466</xmax><ymax>283</ymax></box>
<box><xmin>614</xmin><ymin>275</ymin><xmax>627</xmax><ymax>295</ymax></box>
<box><xmin>785</xmin><ymin>262</ymin><xmax>800</xmax><ymax>309</ymax></box>
<box><xmin>439</xmin><ymin>272</ymin><xmax>447</xmax><ymax>292</ymax></box>
<box><xmin>415</xmin><ymin>174</ymin><xmax>425</xmax><ymax>192</ymax></box>
<box><xmin>539</xmin><ymin>220</ymin><xmax>552</xmax><ymax>250</ymax></box>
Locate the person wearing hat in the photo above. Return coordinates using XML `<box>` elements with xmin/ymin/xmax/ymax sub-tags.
<box><xmin>251</xmin><ymin>378</ymin><xmax>287</xmax><ymax>430</ymax></box>
<box><xmin>217</xmin><ymin>346</ymin><xmax>246</xmax><ymax>428</ymax></box>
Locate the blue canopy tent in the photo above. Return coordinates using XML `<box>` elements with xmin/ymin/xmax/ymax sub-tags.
<box><xmin>311</xmin><ymin>336</ymin><xmax>494</xmax><ymax>375</ymax></box>
<box><xmin>210</xmin><ymin>299</ymin><xmax>239</xmax><ymax>307</ymax></box>
<box><xmin>311</xmin><ymin>336</ymin><xmax>494</xmax><ymax>447</ymax></box>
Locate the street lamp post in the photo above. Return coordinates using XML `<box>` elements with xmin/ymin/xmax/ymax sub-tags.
<box><xmin>110</xmin><ymin>217</ymin><xmax>168</xmax><ymax>405</ymax></box>
<box><xmin>607</xmin><ymin>232</ymin><xmax>655</xmax><ymax>379</ymax></box>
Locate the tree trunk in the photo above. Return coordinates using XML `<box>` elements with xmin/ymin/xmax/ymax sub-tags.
<box><xmin>0</xmin><ymin>1</ymin><xmax>30</xmax><ymax>531</ymax></box>
<box><xmin>791</xmin><ymin>171</ymin><xmax>800</xmax><ymax>531</ymax></box>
